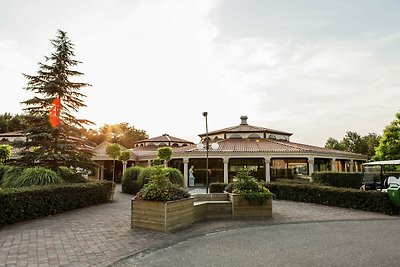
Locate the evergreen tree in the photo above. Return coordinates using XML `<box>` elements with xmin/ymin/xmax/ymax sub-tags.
<box><xmin>15</xmin><ymin>30</ymin><xmax>94</xmax><ymax>170</ymax></box>
<box><xmin>375</xmin><ymin>112</ymin><xmax>400</xmax><ymax>161</ymax></box>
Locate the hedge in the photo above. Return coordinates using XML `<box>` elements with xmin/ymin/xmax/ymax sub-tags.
<box><xmin>311</xmin><ymin>172</ymin><xmax>363</xmax><ymax>189</ymax></box>
<box><xmin>209</xmin><ymin>182</ymin><xmax>229</xmax><ymax>193</ymax></box>
<box><xmin>265</xmin><ymin>182</ymin><xmax>400</xmax><ymax>215</ymax></box>
<box><xmin>121</xmin><ymin>166</ymin><xmax>143</xmax><ymax>194</ymax></box>
<box><xmin>0</xmin><ymin>181</ymin><xmax>113</xmax><ymax>227</ymax></box>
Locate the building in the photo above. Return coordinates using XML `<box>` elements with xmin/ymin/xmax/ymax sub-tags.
<box><xmin>111</xmin><ymin>116</ymin><xmax>367</xmax><ymax>187</ymax></box>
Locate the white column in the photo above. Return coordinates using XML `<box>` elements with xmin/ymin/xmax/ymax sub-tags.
<box><xmin>265</xmin><ymin>158</ymin><xmax>271</xmax><ymax>183</ymax></box>
<box><xmin>100</xmin><ymin>161</ymin><xmax>104</xmax><ymax>180</ymax></box>
<box><xmin>331</xmin><ymin>158</ymin><xmax>336</xmax><ymax>172</ymax></box>
<box><xmin>349</xmin><ymin>159</ymin><xmax>354</xmax><ymax>172</ymax></box>
<box><xmin>122</xmin><ymin>161</ymin><xmax>127</xmax><ymax>174</ymax></box>
<box><xmin>308</xmin><ymin>158</ymin><xmax>314</xmax><ymax>176</ymax></box>
<box><xmin>147</xmin><ymin>159</ymin><xmax>152</xmax><ymax>166</ymax></box>
<box><xmin>223</xmin><ymin>158</ymin><xmax>229</xmax><ymax>184</ymax></box>
<box><xmin>183</xmin><ymin>159</ymin><xmax>189</xmax><ymax>188</ymax></box>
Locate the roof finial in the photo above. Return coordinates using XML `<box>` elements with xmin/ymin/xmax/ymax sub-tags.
<box><xmin>240</xmin><ymin>115</ymin><xmax>248</xmax><ymax>125</ymax></box>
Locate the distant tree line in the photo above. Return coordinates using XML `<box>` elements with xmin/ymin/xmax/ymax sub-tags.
<box><xmin>1</xmin><ymin>112</ymin><xmax>147</xmax><ymax>149</ymax></box>
<box><xmin>0</xmin><ymin>113</ymin><xmax>29</xmax><ymax>133</ymax></box>
<box><xmin>325</xmin><ymin>132</ymin><xmax>380</xmax><ymax>159</ymax></box>
<box><xmin>325</xmin><ymin>110</ymin><xmax>400</xmax><ymax>161</ymax></box>
<box><xmin>84</xmin><ymin>122</ymin><xmax>148</xmax><ymax>148</ymax></box>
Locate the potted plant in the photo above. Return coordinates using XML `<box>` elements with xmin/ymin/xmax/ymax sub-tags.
<box><xmin>131</xmin><ymin>167</ymin><xmax>193</xmax><ymax>232</ymax></box>
<box><xmin>228</xmin><ymin>169</ymin><xmax>274</xmax><ymax>219</ymax></box>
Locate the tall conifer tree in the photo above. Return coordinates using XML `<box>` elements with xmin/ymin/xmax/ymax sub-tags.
<box><xmin>15</xmin><ymin>30</ymin><xmax>94</xmax><ymax>170</ymax></box>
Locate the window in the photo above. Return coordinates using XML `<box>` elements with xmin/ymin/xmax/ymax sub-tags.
<box><xmin>248</xmin><ymin>133</ymin><xmax>261</xmax><ymax>139</ymax></box>
<box><xmin>229</xmin><ymin>133</ymin><xmax>242</xmax><ymax>139</ymax></box>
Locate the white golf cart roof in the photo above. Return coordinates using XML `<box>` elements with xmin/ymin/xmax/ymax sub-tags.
<box><xmin>363</xmin><ymin>160</ymin><xmax>400</xmax><ymax>166</ymax></box>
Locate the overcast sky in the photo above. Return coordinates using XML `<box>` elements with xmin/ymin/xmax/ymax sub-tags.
<box><xmin>1</xmin><ymin>0</ymin><xmax>399</xmax><ymax>146</ymax></box>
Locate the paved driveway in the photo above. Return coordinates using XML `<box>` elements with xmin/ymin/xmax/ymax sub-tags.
<box><xmin>0</xmin><ymin>186</ymin><xmax>398</xmax><ymax>267</ymax></box>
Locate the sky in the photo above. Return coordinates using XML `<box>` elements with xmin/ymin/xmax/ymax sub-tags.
<box><xmin>1</xmin><ymin>0</ymin><xmax>399</xmax><ymax>146</ymax></box>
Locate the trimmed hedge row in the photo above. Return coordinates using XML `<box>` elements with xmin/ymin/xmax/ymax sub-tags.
<box><xmin>0</xmin><ymin>181</ymin><xmax>113</xmax><ymax>227</ymax></box>
<box><xmin>265</xmin><ymin>182</ymin><xmax>400</xmax><ymax>215</ymax></box>
<box><xmin>311</xmin><ymin>172</ymin><xmax>363</xmax><ymax>189</ymax></box>
<box><xmin>209</xmin><ymin>182</ymin><xmax>228</xmax><ymax>193</ymax></box>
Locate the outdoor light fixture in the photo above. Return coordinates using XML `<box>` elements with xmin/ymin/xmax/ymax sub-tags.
<box><xmin>203</xmin><ymin>112</ymin><xmax>209</xmax><ymax>193</ymax></box>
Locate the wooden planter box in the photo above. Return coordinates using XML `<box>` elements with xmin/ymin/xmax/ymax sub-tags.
<box><xmin>131</xmin><ymin>197</ymin><xmax>194</xmax><ymax>232</ymax></box>
<box><xmin>229</xmin><ymin>193</ymin><xmax>272</xmax><ymax>219</ymax></box>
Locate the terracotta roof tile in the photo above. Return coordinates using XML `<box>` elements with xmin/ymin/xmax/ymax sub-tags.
<box><xmin>179</xmin><ymin>139</ymin><xmax>365</xmax><ymax>157</ymax></box>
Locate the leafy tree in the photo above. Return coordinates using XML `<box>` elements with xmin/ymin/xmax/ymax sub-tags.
<box><xmin>119</xmin><ymin>150</ymin><xmax>131</xmax><ymax>162</ymax></box>
<box><xmin>0</xmin><ymin>145</ymin><xmax>12</xmax><ymax>164</ymax></box>
<box><xmin>325</xmin><ymin>131</ymin><xmax>380</xmax><ymax>159</ymax></box>
<box><xmin>157</xmin><ymin>146</ymin><xmax>172</xmax><ymax>167</ymax></box>
<box><xmin>106</xmin><ymin>143</ymin><xmax>121</xmax><ymax>201</ymax></box>
<box><xmin>119</xmin><ymin>150</ymin><xmax>131</xmax><ymax>174</ymax></box>
<box><xmin>14</xmin><ymin>30</ymin><xmax>94</xmax><ymax>170</ymax></box>
<box><xmin>325</xmin><ymin>137</ymin><xmax>342</xmax><ymax>150</ymax></box>
<box><xmin>0</xmin><ymin>113</ymin><xmax>29</xmax><ymax>133</ymax></box>
<box><xmin>375</xmin><ymin>112</ymin><xmax>400</xmax><ymax>161</ymax></box>
<box><xmin>341</xmin><ymin>131</ymin><xmax>367</xmax><ymax>155</ymax></box>
<box><xmin>363</xmin><ymin>133</ymin><xmax>381</xmax><ymax>159</ymax></box>
<box><xmin>84</xmin><ymin>122</ymin><xmax>148</xmax><ymax>147</ymax></box>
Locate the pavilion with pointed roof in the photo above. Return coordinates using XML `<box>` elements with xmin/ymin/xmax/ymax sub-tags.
<box><xmin>125</xmin><ymin>115</ymin><xmax>367</xmax><ymax>188</ymax></box>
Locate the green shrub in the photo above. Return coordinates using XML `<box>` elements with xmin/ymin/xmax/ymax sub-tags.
<box><xmin>2</xmin><ymin>166</ymin><xmax>24</xmax><ymax>187</ymax></box>
<box><xmin>151</xmin><ymin>158</ymin><xmax>164</xmax><ymax>166</ymax></box>
<box><xmin>3</xmin><ymin>167</ymin><xmax>63</xmax><ymax>188</ymax></box>
<box><xmin>0</xmin><ymin>145</ymin><xmax>11</xmax><ymax>164</ymax></box>
<box><xmin>209</xmin><ymin>182</ymin><xmax>229</xmax><ymax>193</ymax></box>
<box><xmin>57</xmin><ymin>166</ymin><xmax>86</xmax><ymax>183</ymax></box>
<box><xmin>137</xmin><ymin>166</ymin><xmax>154</xmax><ymax>186</ymax></box>
<box><xmin>165</xmin><ymin>167</ymin><xmax>184</xmax><ymax>186</ymax></box>
<box><xmin>225</xmin><ymin>183</ymin><xmax>233</xmax><ymax>193</ymax></box>
<box><xmin>138</xmin><ymin>167</ymin><xmax>190</xmax><ymax>201</ymax></box>
<box><xmin>0</xmin><ymin>165</ymin><xmax>12</xmax><ymax>184</ymax></box>
<box><xmin>121</xmin><ymin>166</ymin><xmax>143</xmax><ymax>194</ymax></box>
<box><xmin>0</xmin><ymin>181</ymin><xmax>112</xmax><ymax>227</ymax></box>
<box><xmin>265</xmin><ymin>182</ymin><xmax>400</xmax><ymax>215</ymax></box>
<box><xmin>138</xmin><ymin>166</ymin><xmax>184</xmax><ymax>187</ymax></box>
<box><xmin>312</xmin><ymin>172</ymin><xmax>363</xmax><ymax>189</ymax></box>
<box><xmin>232</xmin><ymin>169</ymin><xmax>274</xmax><ymax>205</ymax></box>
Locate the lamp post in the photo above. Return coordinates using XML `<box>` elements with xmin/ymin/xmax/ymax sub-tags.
<box><xmin>202</xmin><ymin>112</ymin><xmax>209</xmax><ymax>193</ymax></box>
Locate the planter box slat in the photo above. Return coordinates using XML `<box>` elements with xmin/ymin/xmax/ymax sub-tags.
<box><xmin>230</xmin><ymin>193</ymin><xmax>272</xmax><ymax>219</ymax></box>
<box><xmin>132</xmin><ymin>198</ymin><xmax>194</xmax><ymax>232</ymax></box>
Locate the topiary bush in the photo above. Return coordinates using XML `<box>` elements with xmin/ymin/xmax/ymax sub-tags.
<box><xmin>165</xmin><ymin>167</ymin><xmax>184</xmax><ymax>186</ymax></box>
<box><xmin>312</xmin><ymin>172</ymin><xmax>363</xmax><ymax>189</ymax></box>
<box><xmin>0</xmin><ymin>181</ymin><xmax>112</xmax><ymax>227</ymax></box>
<box><xmin>265</xmin><ymin>181</ymin><xmax>400</xmax><ymax>215</ymax></box>
<box><xmin>137</xmin><ymin>166</ymin><xmax>154</xmax><ymax>187</ymax></box>
<box><xmin>3</xmin><ymin>167</ymin><xmax>63</xmax><ymax>188</ymax></box>
<box><xmin>57</xmin><ymin>166</ymin><xmax>86</xmax><ymax>183</ymax></box>
<box><xmin>121</xmin><ymin>166</ymin><xmax>143</xmax><ymax>194</ymax></box>
<box><xmin>137</xmin><ymin>167</ymin><xmax>190</xmax><ymax>201</ymax></box>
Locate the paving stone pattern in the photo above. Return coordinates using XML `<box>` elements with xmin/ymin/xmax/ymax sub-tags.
<box><xmin>1</xmin><ymin>186</ymin><xmax>398</xmax><ymax>267</ymax></box>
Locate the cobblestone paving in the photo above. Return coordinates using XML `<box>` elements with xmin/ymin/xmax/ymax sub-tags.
<box><xmin>1</xmin><ymin>186</ymin><xmax>399</xmax><ymax>267</ymax></box>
